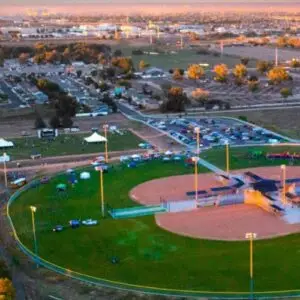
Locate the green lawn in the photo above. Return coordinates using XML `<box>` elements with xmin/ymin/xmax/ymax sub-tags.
<box><xmin>7</xmin><ymin>131</ymin><xmax>142</xmax><ymax>160</ymax></box>
<box><xmin>114</xmin><ymin>46</ymin><xmax>256</xmax><ymax>70</ymax></box>
<box><xmin>8</xmin><ymin>158</ymin><xmax>300</xmax><ymax>294</ymax></box>
<box><xmin>204</xmin><ymin>145</ymin><xmax>300</xmax><ymax>171</ymax></box>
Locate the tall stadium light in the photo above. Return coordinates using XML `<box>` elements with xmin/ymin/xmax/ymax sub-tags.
<box><xmin>281</xmin><ymin>164</ymin><xmax>286</xmax><ymax>205</ymax></box>
<box><xmin>225</xmin><ymin>142</ymin><xmax>230</xmax><ymax>175</ymax></box>
<box><xmin>192</xmin><ymin>157</ymin><xmax>199</xmax><ymax>202</ymax></box>
<box><xmin>30</xmin><ymin>206</ymin><xmax>39</xmax><ymax>268</ymax></box>
<box><xmin>3</xmin><ymin>153</ymin><xmax>8</xmax><ymax>188</ymax></box>
<box><xmin>103</xmin><ymin>124</ymin><xmax>109</xmax><ymax>163</ymax></box>
<box><xmin>194</xmin><ymin>127</ymin><xmax>200</xmax><ymax>156</ymax></box>
<box><xmin>95</xmin><ymin>166</ymin><xmax>105</xmax><ymax>217</ymax></box>
<box><xmin>245</xmin><ymin>232</ymin><xmax>257</xmax><ymax>300</ymax></box>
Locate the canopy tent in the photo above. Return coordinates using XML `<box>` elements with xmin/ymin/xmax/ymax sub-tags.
<box><xmin>0</xmin><ymin>138</ymin><xmax>14</xmax><ymax>148</ymax></box>
<box><xmin>84</xmin><ymin>133</ymin><xmax>107</xmax><ymax>143</ymax></box>
<box><xmin>56</xmin><ymin>183</ymin><xmax>67</xmax><ymax>191</ymax></box>
<box><xmin>80</xmin><ymin>172</ymin><xmax>91</xmax><ymax>180</ymax></box>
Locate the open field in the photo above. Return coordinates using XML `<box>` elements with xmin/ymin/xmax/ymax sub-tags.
<box><xmin>117</xmin><ymin>46</ymin><xmax>256</xmax><ymax>70</ymax></box>
<box><xmin>208</xmin><ymin>109</ymin><xmax>300</xmax><ymax>139</ymax></box>
<box><xmin>6</xmin><ymin>131</ymin><xmax>142</xmax><ymax>160</ymax></box>
<box><xmin>8</xmin><ymin>156</ymin><xmax>300</xmax><ymax>294</ymax></box>
<box><xmin>221</xmin><ymin>45</ymin><xmax>300</xmax><ymax>62</ymax></box>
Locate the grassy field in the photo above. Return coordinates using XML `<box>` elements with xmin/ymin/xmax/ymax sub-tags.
<box><xmin>6</xmin><ymin>131</ymin><xmax>142</xmax><ymax>160</ymax></box>
<box><xmin>208</xmin><ymin>109</ymin><xmax>300</xmax><ymax>140</ymax></box>
<box><xmin>114</xmin><ymin>46</ymin><xmax>256</xmax><ymax>70</ymax></box>
<box><xmin>204</xmin><ymin>145</ymin><xmax>300</xmax><ymax>170</ymax></box>
<box><xmin>8</xmin><ymin>157</ymin><xmax>300</xmax><ymax>293</ymax></box>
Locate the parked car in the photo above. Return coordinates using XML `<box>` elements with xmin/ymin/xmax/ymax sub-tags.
<box><xmin>69</xmin><ymin>220</ymin><xmax>80</xmax><ymax>228</ymax></box>
<box><xmin>53</xmin><ymin>225</ymin><xmax>64</xmax><ymax>232</ymax></box>
<box><xmin>82</xmin><ymin>219</ymin><xmax>98</xmax><ymax>226</ymax></box>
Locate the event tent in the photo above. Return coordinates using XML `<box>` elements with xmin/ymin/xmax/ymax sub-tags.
<box><xmin>84</xmin><ymin>133</ymin><xmax>107</xmax><ymax>143</ymax></box>
<box><xmin>0</xmin><ymin>138</ymin><xmax>14</xmax><ymax>148</ymax></box>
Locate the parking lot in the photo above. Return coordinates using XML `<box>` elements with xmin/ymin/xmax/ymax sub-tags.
<box><xmin>145</xmin><ymin>117</ymin><xmax>287</xmax><ymax>150</ymax></box>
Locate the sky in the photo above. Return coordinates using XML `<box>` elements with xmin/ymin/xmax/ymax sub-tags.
<box><xmin>0</xmin><ymin>0</ymin><xmax>299</xmax><ymax>15</ymax></box>
<box><xmin>0</xmin><ymin>0</ymin><xmax>299</xmax><ymax>4</ymax></box>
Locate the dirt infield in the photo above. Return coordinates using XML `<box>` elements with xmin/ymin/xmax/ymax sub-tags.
<box><xmin>131</xmin><ymin>166</ymin><xmax>300</xmax><ymax>240</ymax></box>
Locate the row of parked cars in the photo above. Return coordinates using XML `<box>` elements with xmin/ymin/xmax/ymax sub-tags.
<box><xmin>147</xmin><ymin>117</ymin><xmax>283</xmax><ymax>148</ymax></box>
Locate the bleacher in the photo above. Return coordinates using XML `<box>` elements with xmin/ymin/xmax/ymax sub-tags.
<box><xmin>109</xmin><ymin>205</ymin><xmax>166</xmax><ymax>219</ymax></box>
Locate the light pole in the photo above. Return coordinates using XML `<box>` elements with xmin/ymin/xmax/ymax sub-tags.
<box><xmin>3</xmin><ymin>152</ymin><xmax>8</xmax><ymax>188</ymax></box>
<box><xmin>225</xmin><ymin>142</ymin><xmax>230</xmax><ymax>175</ymax></box>
<box><xmin>103</xmin><ymin>124</ymin><xmax>109</xmax><ymax>163</ymax></box>
<box><xmin>30</xmin><ymin>206</ymin><xmax>38</xmax><ymax>268</ymax></box>
<box><xmin>192</xmin><ymin>157</ymin><xmax>199</xmax><ymax>202</ymax></box>
<box><xmin>281</xmin><ymin>164</ymin><xmax>286</xmax><ymax>205</ymax></box>
<box><xmin>245</xmin><ymin>232</ymin><xmax>257</xmax><ymax>300</ymax></box>
<box><xmin>194</xmin><ymin>127</ymin><xmax>200</xmax><ymax>155</ymax></box>
<box><xmin>95</xmin><ymin>166</ymin><xmax>105</xmax><ymax>217</ymax></box>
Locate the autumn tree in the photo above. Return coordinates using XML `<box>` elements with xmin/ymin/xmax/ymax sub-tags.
<box><xmin>280</xmin><ymin>87</ymin><xmax>292</xmax><ymax>99</ymax></box>
<box><xmin>213</xmin><ymin>64</ymin><xmax>229</xmax><ymax>82</ymax></box>
<box><xmin>111</xmin><ymin>57</ymin><xmax>133</xmax><ymax>73</ymax></box>
<box><xmin>290</xmin><ymin>59</ymin><xmax>300</xmax><ymax>68</ymax></box>
<box><xmin>267</xmin><ymin>67</ymin><xmax>290</xmax><ymax>84</ymax></box>
<box><xmin>248</xmin><ymin>76</ymin><xmax>259</xmax><ymax>92</ymax></box>
<box><xmin>139</xmin><ymin>60</ymin><xmax>150</xmax><ymax>71</ymax></box>
<box><xmin>256</xmin><ymin>60</ymin><xmax>272</xmax><ymax>74</ymax></box>
<box><xmin>233</xmin><ymin>63</ymin><xmax>248</xmax><ymax>79</ymax></box>
<box><xmin>187</xmin><ymin>64</ymin><xmax>205</xmax><ymax>80</ymax></box>
<box><xmin>173</xmin><ymin>68</ymin><xmax>183</xmax><ymax>81</ymax></box>
<box><xmin>277</xmin><ymin>36</ymin><xmax>288</xmax><ymax>48</ymax></box>
<box><xmin>0</xmin><ymin>278</ymin><xmax>15</xmax><ymax>299</ymax></box>
<box><xmin>191</xmin><ymin>88</ymin><xmax>209</xmax><ymax>103</ymax></box>
<box><xmin>160</xmin><ymin>87</ymin><xmax>189</xmax><ymax>113</ymax></box>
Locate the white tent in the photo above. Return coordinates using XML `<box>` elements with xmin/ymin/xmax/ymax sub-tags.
<box><xmin>84</xmin><ymin>133</ymin><xmax>107</xmax><ymax>143</ymax></box>
<box><xmin>80</xmin><ymin>172</ymin><xmax>91</xmax><ymax>180</ymax></box>
<box><xmin>0</xmin><ymin>138</ymin><xmax>14</xmax><ymax>148</ymax></box>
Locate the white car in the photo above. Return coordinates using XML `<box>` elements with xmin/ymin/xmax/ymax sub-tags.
<box><xmin>82</xmin><ymin>219</ymin><xmax>98</xmax><ymax>226</ymax></box>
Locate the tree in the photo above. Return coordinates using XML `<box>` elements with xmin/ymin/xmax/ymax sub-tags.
<box><xmin>18</xmin><ymin>53</ymin><xmax>29</xmax><ymax>64</ymax></box>
<box><xmin>139</xmin><ymin>60</ymin><xmax>150</xmax><ymax>71</ymax></box>
<box><xmin>277</xmin><ymin>36</ymin><xmax>288</xmax><ymax>48</ymax></box>
<box><xmin>290</xmin><ymin>59</ymin><xmax>300</xmax><ymax>68</ymax></box>
<box><xmin>173</xmin><ymin>68</ymin><xmax>183</xmax><ymax>80</ymax></box>
<box><xmin>34</xmin><ymin>115</ymin><xmax>46</xmax><ymax>129</ymax></box>
<box><xmin>49</xmin><ymin>115</ymin><xmax>60</xmax><ymax>128</ymax></box>
<box><xmin>54</xmin><ymin>94</ymin><xmax>78</xmax><ymax>118</ymax></box>
<box><xmin>0</xmin><ymin>278</ymin><xmax>15</xmax><ymax>299</ymax></box>
<box><xmin>61</xmin><ymin>115</ymin><xmax>73</xmax><ymax>128</ymax></box>
<box><xmin>240</xmin><ymin>57</ymin><xmax>249</xmax><ymax>66</ymax></box>
<box><xmin>256</xmin><ymin>60</ymin><xmax>272</xmax><ymax>74</ymax></box>
<box><xmin>280</xmin><ymin>87</ymin><xmax>293</xmax><ymax>99</ymax></box>
<box><xmin>233</xmin><ymin>63</ymin><xmax>247</xmax><ymax>79</ymax></box>
<box><xmin>111</xmin><ymin>57</ymin><xmax>133</xmax><ymax>73</ymax></box>
<box><xmin>213</xmin><ymin>64</ymin><xmax>229</xmax><ymax>82</ymax></box>
<box><xmin>267</xmin><ymin>67</ymin><xmax>289</xmax><ymax>85</ymax></box>
<box><xmin>160</xmin><ymin>87</ymin><xmax>189</xmax><ymax>113</ymax></box>
<box><xmin>191</xmin><ymin>88</ymin><xmax>209</xmax><ymax>103</ymax></box>
<box><xmin>187</xmin><ymin>64</ymin><xmax>205</xmax><ymax>80</ymax></box>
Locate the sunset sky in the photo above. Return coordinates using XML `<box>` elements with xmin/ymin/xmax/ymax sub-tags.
<box><xmin>0</xmin><ymin>0</ymin><xmax>299</xmax><ymax>15</ymax></box>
